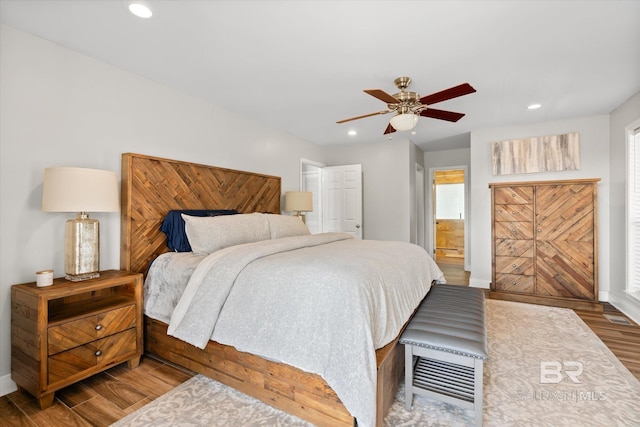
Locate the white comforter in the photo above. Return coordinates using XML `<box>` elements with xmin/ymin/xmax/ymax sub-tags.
<box><xmin>166</xmin><ymin>232</ymin><xmax>444</xmax><ymax>427</ymax></box>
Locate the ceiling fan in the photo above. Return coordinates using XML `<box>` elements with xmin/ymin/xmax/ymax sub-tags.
<box><xmin>337</xmin><ymin>77</ymin><xmax>476</xmax><ymax>134</ymax></box>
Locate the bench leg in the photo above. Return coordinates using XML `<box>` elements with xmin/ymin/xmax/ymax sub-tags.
<box><xmin>474</xmin><ymin>358</ymin><xmax>484</xmax><ymax>426</ymax></box>
<box><xmin>404</xmin><ymin>344</ymin><xmax>414</xmax><ymax>411</ymax></box>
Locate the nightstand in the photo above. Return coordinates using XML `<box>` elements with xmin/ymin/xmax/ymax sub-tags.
<box><xmin>11</xmin><ymin>270</ymin><xmax>143</xmax><ymax>409</ymax></box>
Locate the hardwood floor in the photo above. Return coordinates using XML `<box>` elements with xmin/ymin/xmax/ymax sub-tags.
<box><xmin>1</xmin><ymin>356</ymin><xmax>195</xmax><ymax>427</ymax></box>
<box><xmin>435</xmin><ymin>253</ymin><xmax>470</xmax><ymax>285</ymax></box>
<box><xmin>2</xmin><ymin>259</ymin><xmax>639</xmax><ymax>426</ymax></box>
<box><xmin>576</xmin><ymin>303</ymin><xmax>640</xmax><ymax>380</ymax></box>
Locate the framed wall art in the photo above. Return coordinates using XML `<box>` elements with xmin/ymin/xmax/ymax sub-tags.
<box><xmin>491</xmin><ymin>132</ymin><xmax>580</xmax><ymax>175</ymax></box>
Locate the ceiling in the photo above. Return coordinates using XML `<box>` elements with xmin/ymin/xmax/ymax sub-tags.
<box><xmin>1</xmin><ymin>1</ymin><xmax>639</xmax><ymax>152</ymax></box>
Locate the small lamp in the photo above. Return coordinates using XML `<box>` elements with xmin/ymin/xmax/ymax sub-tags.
<box><xmin>284</xmin><ymin>191</ymin><xmax>313</xmax><ymax>224</ymax></box>
<box><xmin>390</xmin><ymin>113</ymin><xmax>419</xmax><ymax>131</ymax></box>
<box><xmin>42</xmin><ymin>167</ymin><xmax>119</xmax><ymax>281</ymax></box>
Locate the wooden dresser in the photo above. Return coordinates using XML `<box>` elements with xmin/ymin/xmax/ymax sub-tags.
<box><xmin>489</xmin><ymin>179</ymin><xmax>601</xmax><ymax>311</ymax></box>
<box><xmin>11</xmin><ymin>270</ymin><xmax>143</xmax><ymax>409</ymax></box>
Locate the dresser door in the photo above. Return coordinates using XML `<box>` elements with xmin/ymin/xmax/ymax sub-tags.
<box><xmin>535</xmin><ymin>183</ymin><xmax>596</xmax><ymax>300</ymax></box>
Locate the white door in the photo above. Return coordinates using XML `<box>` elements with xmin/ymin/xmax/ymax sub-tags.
<box><xmin>322</xmin><ymin>164</ymin><xmax>363</xmax><ymax>239</ymax></box>
<box><xmin>301</xmin><ymin>162</ymin><xmax>323</xmax><ymax>234</ymax></box>
<box><xmin>415</xmin><ymin>164</ymin><xmax>425</xmax><ymax>248</ymax></box>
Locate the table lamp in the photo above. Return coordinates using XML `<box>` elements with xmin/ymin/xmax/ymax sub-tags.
<box><xmin>284</xmin><ymin>191</ymin><xmax>313</xmax><ymax>224</ymax></box>
<box><xmin>41</xmin><ymin>167</ymin><xmax>119</xmax><ymax>281</ymax></box>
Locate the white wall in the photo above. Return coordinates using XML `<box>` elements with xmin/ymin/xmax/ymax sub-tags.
<box><xmin>0</xmin><ymin>25</ymin><xmax>326</xmax><ymax>395</ymax></box>
<box><xmin>608</xmin><ymin>91</ymin><xmax>640</xmax><ymax>324</ymax></box>
<box><xmin>469</xmin><ymin>116</ymin><xmax>611</xmax><ymax>293</ymax></box>
<box><xmin>323</xmin><ymin>139</ymin><xmax>414</xmax><ymax>242</ymax></box>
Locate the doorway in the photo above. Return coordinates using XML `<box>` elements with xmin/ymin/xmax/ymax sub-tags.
<box><xmin>431</xmin><ymin>167</ymin><xmax>470</xmax><ymax>283</ymax></box>
<box><xmin>322</xmin><ymin>164</ymin><xmax>363</xmax><ymax>238</ymax></box>
<box><xmin>300</xmin><ymin>159</ymin><xmax>363</xmax><ymax>238</ymax></box>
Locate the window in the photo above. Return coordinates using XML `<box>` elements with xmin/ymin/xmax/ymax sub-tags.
<box><xmin>436</xmin><ymin>183</ymin><xmax>465</xmax><ymax>219</ymax></box>
<box><xmin>628</xmin><ymin>124</ymin><xmax>640</xmax><ymax>298</ymax></box>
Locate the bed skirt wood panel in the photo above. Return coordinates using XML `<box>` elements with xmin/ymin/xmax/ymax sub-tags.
<box><xmin>376</xmin><ymin>335</ymin><xmax>405</xmax><ymax>422</ymax></box>
<box><xmin>145</xmin><ymin>316</ymin><xmax>404</xmax><ymax>427</ymax></box>
<box><xmin>145</xmin><ymin>317</ymin><xmax>353</xmax><ymax>426</ymax></box>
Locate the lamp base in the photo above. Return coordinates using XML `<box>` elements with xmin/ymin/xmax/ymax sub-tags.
<box><xmin>294</xmin><ymin>212</ymin><xmax>306</xmax><ymax>224</ymax></box>
<box><xmin>65</xmin><ymin>271</ymin><xmax>100</xmax><ymax>282</ymax></box>
<box><xmin>64</xmin><ymin>213</ymin><xmax>100</xmax><ymax>281</ymax></box>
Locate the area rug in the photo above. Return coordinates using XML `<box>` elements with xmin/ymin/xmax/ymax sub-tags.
<box><xmin>111</xmin><ymin>300</ymin><xmax>640</xmax><ymax>426</ymax></box>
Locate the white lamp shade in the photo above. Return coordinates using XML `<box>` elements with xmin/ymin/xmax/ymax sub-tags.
<box><xmin>42</xmin><ymin>167</ymin><xmax>120</xmax><ymax>212</ymax></box>
<box><xmin>284</xmin><ymin>191</ymin><xmax>313</xmax><ymax>212</ymax></box>
<box><xmin>390</xmin><ymin>113</ymin><xmax>419</xmax><ymax>131</ymax></box>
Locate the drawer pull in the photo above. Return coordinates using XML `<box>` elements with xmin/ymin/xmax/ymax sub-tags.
<box><xmin>95</xmin><ymin>324</ymin><xmax>103</xmax><ymax>331</ymax></box>
<box><xmin>512</xmin><ymin>282</ymin><xmax>517</xmax><ymax>286</ymax></box>
<box><xmin>95</xmin><ymin>350</ymin><xmax>102</xmax><ymax>357</ymax></box>
<box><xmin>512</xmin><ymin>193</ymin><xmax>516</xmax><ymax>197</ymax></box>
<box><xmin>512</xmin><ymin>264</ymin><xmax>517</xmax><ymax>268</ymax></box>
<box><xmin>512</xmin><ymin>211</ymin><xmax>516</xmax><ymax>215</ymax></box>
<box><xmin>512</xmin><ymin>229</ymin><xmax>516</xmax><ymax>233</ymax></box>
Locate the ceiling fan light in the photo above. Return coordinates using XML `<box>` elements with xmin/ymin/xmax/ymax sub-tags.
<box><xmin>390</xmin><ymin>113</ymin><xmax>418</xmax><ymax>131</ymax></box>
<box><xmin>129</xmin><ymin>2</ymin><xmax>153</xmax><ymax>18</ymax></box>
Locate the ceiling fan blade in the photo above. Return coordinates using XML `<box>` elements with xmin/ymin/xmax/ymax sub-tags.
<box><xmin>419</xmin><ymin>83</ymin><xmax>476</xmax><ymax>105</ymax></box>
<box><xmin>383</xmin><ymin>123</ymin><xmax>396</xmax><ymax>134</ymax></box>
<box><xmin>336</xmin><ymin>110</ymin><xmax>390</xmax><ymax>124</ymax></box>
<box><xmin>364</xmin><ymin>89</ymin><xmax>400</xmax><ymax>104</ymax></box>
<box><xmin>420</xmin><ymin>108</ymin><xmax>466</xmax><ymax>122</ymax></box>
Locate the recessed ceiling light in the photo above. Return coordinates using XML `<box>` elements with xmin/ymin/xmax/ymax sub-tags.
<box><xmin>129</xmin><ymin>2</ymin><xmax>153</xmax><ymax>19</ymax></box>
<box><xmin>528</xmin><ymin>103</ymin><xmax>542</xmax><ymax>110</ymax></box>
<box><xmin>347</xmin><ymin>130</ymin><xmax>357</xmax><ymax>136</ymax></box>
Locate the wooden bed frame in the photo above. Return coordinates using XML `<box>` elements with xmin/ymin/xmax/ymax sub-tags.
<box><xmin>119</xmin><ymin>153</ymin><xmax>405</xmax><ymax>426</ymax></box>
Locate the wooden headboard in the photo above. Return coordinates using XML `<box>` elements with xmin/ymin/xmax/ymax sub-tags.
<box><xmin>120</xmin><ymin>153</ymin><xmax>281</xmax><ymax>274</ymax></box>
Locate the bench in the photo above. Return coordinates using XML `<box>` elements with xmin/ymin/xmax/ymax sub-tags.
<box><xmin>400</xmin><ymin>284</ymin><xmax>488</xmax><ymax>426</ymax></box>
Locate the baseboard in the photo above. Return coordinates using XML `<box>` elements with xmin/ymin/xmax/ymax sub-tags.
<box><xmin>468</xmin><ymin>277</ymin><xmax>490</xmax><ymax>289</ymax></box>
<box><xmin>0</xmin><ymin>373</ymin><xmax>17</xmax><ymax>397</ymax></box>
<box><xmin>608</xmin><ymin>291</ymin><xmax>640</xmax><ymax>326</ymax></box>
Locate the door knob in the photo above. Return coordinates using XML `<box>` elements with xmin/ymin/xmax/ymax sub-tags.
<box><xmin>355</xmin><ymin>224</ymin><xmax>361</xmax><ymax>229</ymax></box>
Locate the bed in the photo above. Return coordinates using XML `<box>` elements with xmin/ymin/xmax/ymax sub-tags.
<box><xmin>119</xmin><ymin>153</ymin><xmax>444</xmax><ymax>427</ymax></box>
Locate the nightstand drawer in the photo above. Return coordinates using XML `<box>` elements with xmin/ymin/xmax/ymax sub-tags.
<box><xmin>48</xmin><ymin>304</ymin><xmax>136</xmax><ymax>355</ymax></box>
<box><xmin>48</xmin><ymin>328</ymin><xmax>137</xmax><ymax>384</ymax></box>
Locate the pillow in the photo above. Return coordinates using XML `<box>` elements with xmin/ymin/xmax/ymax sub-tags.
<box><xmin>265</xmin><ymin>214</ymin><xmax>311</xmax><ymax>239</ymax></box>
<box><xmin>161</xmin><ymin>210</ymin><xmax>237</xmax><ymax>252</ymax></box>
<box><xmin>182</xmin><ymin>212</ymin><xmax>271</xmax><ymax>255</ymax></box>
